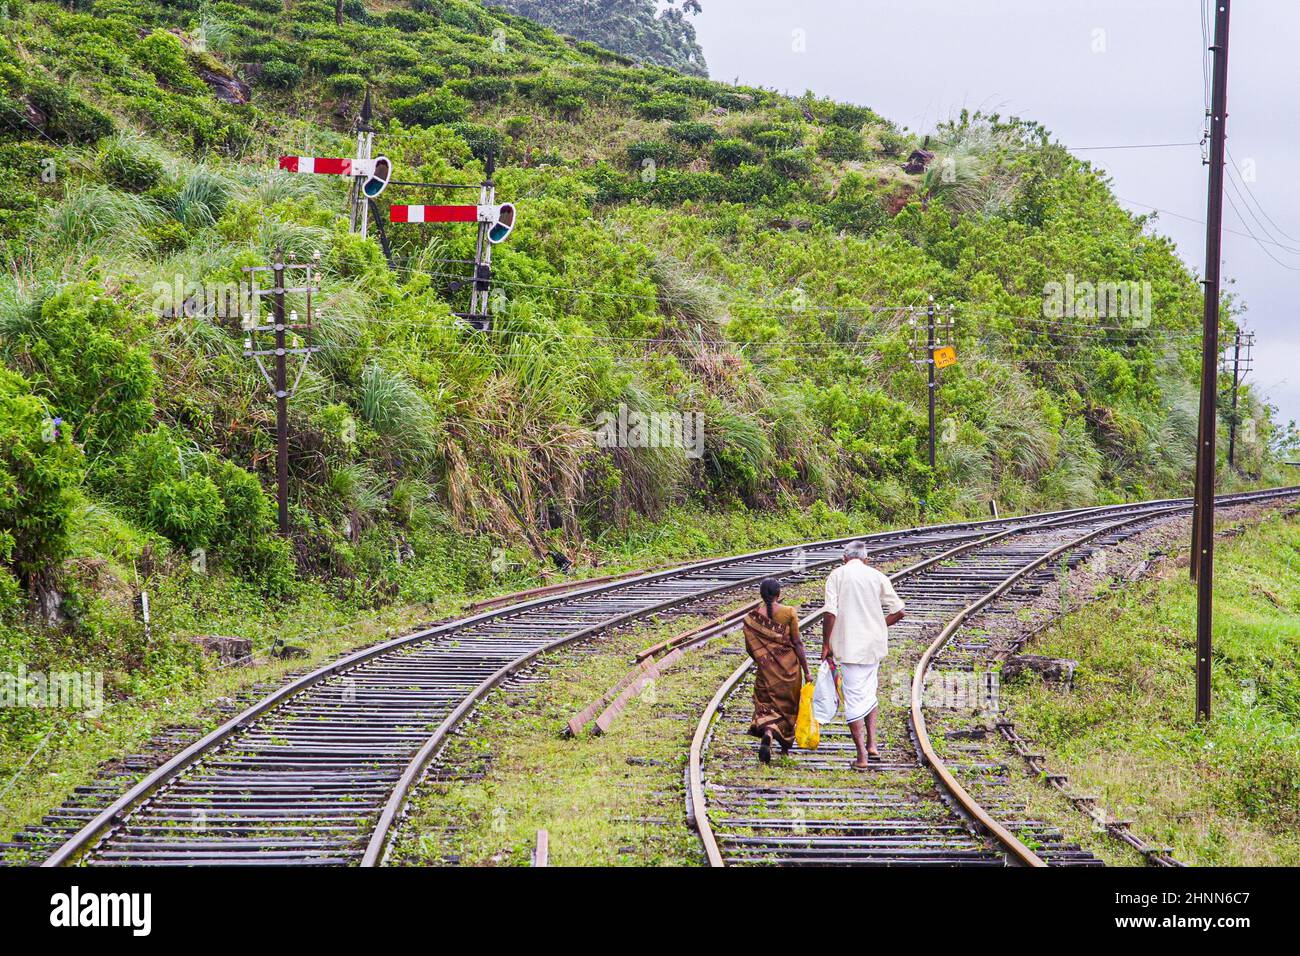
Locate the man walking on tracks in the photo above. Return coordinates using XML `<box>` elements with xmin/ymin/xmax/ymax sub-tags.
<box><xmin>822</xmin><ymin>540</ymin><xmax>906</xmax><ymax>770</ymax></box>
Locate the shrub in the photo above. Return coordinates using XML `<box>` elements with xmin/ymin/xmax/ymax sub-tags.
<box><xmin>713</xmin><ymin>89</ymin><xmax>759</xmax><ymax>111</ymax></box>
<box><xmin>667</xmin><ymin>122</ymin><xmax>717</xmax><ymax>147</ymax></box>
<box><xmin>24</xmin><ymin>80</ymin><xmax>114</xmax><ymax>144</ymax></box>
<box><xmin>13</xmin><ymin>284</ymin><xmax>155</xmax><ymax>462</ymax></box>
<box><xmin>710</xmin><ymin>138</ymin><xmax>760</xmax><ymax>170</ymax></box>
<box><xmin>448</xmin><ymin>122</ymin><xmax>504</xmax><ymax>160</ymax></box>
<box><xmin>637</xmin><ymin>94</ymin><xmax>692</xmax><ymax>121</ymax></box>
<box><xmin>771</xmin><ymin>147</ymin><xmax>814</xmax><ymax>178</ymax></box>
<box><xmin>208</xmin><ymin>459</ymin><xmax>292</xmax><ymax>585</ymax></box>
<box><xmin>649</xmin><ymin>170</ymin><xmax>726</xmax><ymax>205</ymax></box>
<box><xmin>446</xmin><ymin>76</ymin><xmax>512</xmax><ymax>103</ymax></box>
<box><xmin>122</xmin><ymin>427</ymin><xmax>184</xmax><ymax>502</ymax></box>
<box><xmin>391</xmin><ymin>89</ymin><xmax>470</xmax><ymax>126</ymax></box>
<box><xmin>552</xmin><ymin>94</ymin><xmax>585</xmax><ymax>119</ymax></box>
<box><xmin>328</xmin><ymin>73</ymin><xmax>367</xmax><ymax>96</ymax></box>
<box><xmin>740</xmin><ymin>121</ymin><xmax>803</xmax><ymax>151</ymax></box>
<box><xmin>132</xmin><ymin>30</ymin><xmax>207</xmax><ymax>95</ymax></box>
<box><xmin>505</xmin><ymin>115</ymin><xmax>532</xmax><ymax>139</ymax></box>
<box><xmin>259</xmin><ymin>60</ymin><xmax>304</xmax><ymax>90</ymax></box>
<box><xmin>626</xmin><ymin>140</ymin><xmax>680</xmax><ymax>168</ymax></box>
<box><xmin>386</xmin><ymin>10</ymin><xmax>432</xmax><ymax>31</ymax></box>
<box><xmin>830</xmin><ymin>103</ymin><xmax>878</xmax><ymax>129</ymax></box>
<box><xmin>720</xmin><ymin>163</ymin><xmax>789</xmax><ymax>204</ymax></box>
<box><xmin>878</xmin><ymin>129</ymin><xmax>910</xmax><ymax>158</ymax></box>
<box><xmin>99</xmin><ymin>136</ymin><xmax>164</xmax><ymax>193</ymax></box>
<box><xmin>0</xmin><ymin>368</ymin><xmax>84</xmax><ymax>599</ymax></box>
<box><xmin>819</xmin><ymin>126</ymin><xmax>865</xmax><ymax>161</ymax></box>
<box><xmin>147</xmin><ymin>474</ymin><xmax>223</xmax><ymax>551</ymax></box>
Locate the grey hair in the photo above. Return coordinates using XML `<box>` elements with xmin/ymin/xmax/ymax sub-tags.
<box><xmin>843</xmin><ymin>540</ymin><xmax>868</xmax><ymax>561</ymax></box>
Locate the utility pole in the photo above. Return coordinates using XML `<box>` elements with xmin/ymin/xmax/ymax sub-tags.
<box><xmin>273</xmin><ymin>252</ymin><xmax>289</xmax><ymax>534</ymax></box>
<box><xmin>1222</xmin><ymin>330</ymin><xmax>1254</xmax><ymax>467</ymax></box>
<box><xmin>1192</xmin><ymin>0</ymin><xmax>1231</xmax><ymax>722</ymax></box>
<box><xmin>910</xmin><ymin>298</ymin><xmax>957</xmax><ymax>513</ymax></box>
<box><xmin>243</xmin><ymin>248</ymin><xmax>321</xmax><ymax>537</ymax></box>
<box><xmin>927</xmin><ymin>295</ymin><xmax>937</xmax><ymax>472</ymax></box>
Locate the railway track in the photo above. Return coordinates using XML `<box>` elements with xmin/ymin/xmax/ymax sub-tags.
<box><xmin>689</xmin><ymin>487</ymin><xmax>1299</xmax><ymax>868</ymax></box>
<box><xmin>27</xmin><ymin>489</ymin><xmax>1294</xmax><ymax>867</ymax></box>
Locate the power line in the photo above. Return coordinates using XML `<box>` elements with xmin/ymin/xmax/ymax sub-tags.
<box><xmin>1223</xmin><ymin>190</ymin><xmax>1300</xmax><ymax>271</ymax></box>
<box><xmin>1067</xmin><ymin>142</ymin><xmax>1200</xmax><ymax>151</ymax></box>
<box><xmin>1224</xmin><ymin>174</ymin><xmax>1300</xmax><ymax>258</ymax></box>
<box><xmin>1225</xmin><ymin>144</ymin><xmax>1300</xmax><ymax>244</ymax></box>
<box><xmin>1117</xmin><ymin>194</ymin><xmax>1300</xmax><ymax>253</ymax></box>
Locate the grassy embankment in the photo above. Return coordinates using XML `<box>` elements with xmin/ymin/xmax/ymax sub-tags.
<box><xmin>1003</xmin><ymin>507</ymin><xmax>1300</xmax><ymax>866</ymax></box>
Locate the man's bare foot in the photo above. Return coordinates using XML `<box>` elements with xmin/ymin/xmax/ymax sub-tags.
<box><xmin>849</xmin><ymin>759</ymin><xmax>871</xmax><ymax>771</ymax></box>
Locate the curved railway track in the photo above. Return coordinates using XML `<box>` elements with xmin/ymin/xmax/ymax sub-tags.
<box><xmin>689</xmin><ymin>487</ymin><xmax>1298</xmax><ymax>868</ymax></box>
<box><xmin>33</xmin><ymin>489</ymin><xmax>1295</xmax><ymax>867</ymax></box>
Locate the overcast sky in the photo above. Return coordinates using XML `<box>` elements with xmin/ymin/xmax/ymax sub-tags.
<box><xmin>693</xmin><ymin>0</ymin><xmax>1300</xmax><ymax>429</ymax></box>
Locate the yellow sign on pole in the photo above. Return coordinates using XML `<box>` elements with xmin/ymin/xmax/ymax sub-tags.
<box><xmin>933</xmin><ymin>345</ymin><xmax>957</xmax><ymax>370</ymax></box>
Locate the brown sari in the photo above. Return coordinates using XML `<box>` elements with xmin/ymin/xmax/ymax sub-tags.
<box><xmin>743</xmin><ymin>605</ymin><xmax>803</xmax><ymax>744</ymax></box>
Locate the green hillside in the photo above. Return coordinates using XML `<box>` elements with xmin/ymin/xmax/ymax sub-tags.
<box><xmin>0</xmin><ymin>0</ymin><xmax>1290</xmax><ymax>789</ymax></box>
<box><xmin>489</xmin><ymin>0</ymin><xmax>708</xmax><ymax>75</ymax></box>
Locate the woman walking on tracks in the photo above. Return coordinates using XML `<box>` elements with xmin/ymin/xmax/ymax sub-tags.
<box><xmin>744</xmin><ymin>578</ymin><xmax>811</xmax><ymax>764</ymax></box>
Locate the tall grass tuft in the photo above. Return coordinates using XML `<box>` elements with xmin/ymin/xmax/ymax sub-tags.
<box><xmin>651</xmin><ymin>253</ymin><xmax>724</xmax><ymax>333</ymax></box>
<box><xmin>358</xmin><ymin>362</ymin><xmax>440</xmax><ymax>472</ymax></box>
<box><xmin>173</xmin><ymin>165</ymin><xmax>238</xmax><ymax>228</ymax></box>
<box><xmin>38</xmin><ymin>184</ymin><xmax>163</xmax><ymax>262</ymax></box>
<box><xmin>325</xmin><ymin>461</ymin><xmax>386</xmax><ymax>522</ymax></box>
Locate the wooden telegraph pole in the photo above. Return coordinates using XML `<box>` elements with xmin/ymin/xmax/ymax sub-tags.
<box><xmin>1192</xmin><ymin>0</ymin><xmax>1232</xmax><ymax>722</ymax></box>
<box><xmin>1223</xmin><ymin>330</ymin><xmax>1253</xmax><ymax>468</ymax></box>
<box><xmin>927</xmin><ymin>295</ymin><xmax>937</xmax><ymax>472</ymax></box>
<box><xmin>910</xmin><ymin>298</ymin><xmax>957</xmax><ymax>513</ymax></box>
<box><xmin>242</xmin><ymin>248</ymin><xmax>321</xmax><ymax>536</ymax></box>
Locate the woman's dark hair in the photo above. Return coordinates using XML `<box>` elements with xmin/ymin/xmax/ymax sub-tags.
<box><xmin>759</xmin><ymin>578</ymin><xmax>781</xmax><ymax>620</ymax></box>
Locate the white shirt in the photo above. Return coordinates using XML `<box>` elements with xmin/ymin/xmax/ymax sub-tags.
<box><xmin>823</xmin><ymin>560</ymin><xmax>904</xmax><ymax>665</ymax></box>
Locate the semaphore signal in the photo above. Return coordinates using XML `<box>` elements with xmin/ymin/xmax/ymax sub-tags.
<box><xmin>273</xmin><ymin>94</ymin><xmax>515</xmax><ymax>331</ymax></box>
<box><xmin>389</xmin><ymin>202</ymin><xmax>516</xmax><ymax>244</ymax></box>
<box><xmin>276</xmin><ymin>90</ymin><xmax>390</xmax><ymax>240</ymax></box>
<box><xmin>386</xmin><ymin>152</ymin><xmax>514</xmax><ymax>331</ymax></box>
<box><xmin>277</xmin><ymin>155</ymin><xmax>391</xmax><ymax>198</ymax></box>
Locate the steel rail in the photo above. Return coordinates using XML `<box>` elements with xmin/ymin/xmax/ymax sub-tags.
<box><xmin>688</xmin><ymin>506</ymin><xmax>1099</xmax><ymax>867</ymax></box>
<box><xmin>907</xmin><ymin>491</ymin><xmax>1300</xmax><ymax>862</ymax></box>
<box><xmin>908</xmin><ymin>505</ymin><xmax>1195</xmax><ymax>867</ymax></box>
<box><xmin>360</xmin><ymin>521</ymin><xmax>1027</xmax><ymax>864</ymax></box>
<box><xmin>43</xmin><ymin>505</ymin><xmax>1072</xmax><ymax>866</ymax></box>
<box><xmin>364</xmin><ymin>501</ymin><xmax>1178</xmax><ymax>865</ymax></box>
<box><xmin>44</xmin><ymin>488</ymin><xmax>1295</xmax><ymax>866</ymax></box>
<box><xmin>691</xmin><ymin>486</ymin><xmax>1299</xmax><ymax>868</ymax></box>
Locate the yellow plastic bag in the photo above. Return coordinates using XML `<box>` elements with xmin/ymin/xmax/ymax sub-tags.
<box><xmin>795</xmin><ymin>682</ymin><xmax>820</xmax><ymax>750</ymax></box>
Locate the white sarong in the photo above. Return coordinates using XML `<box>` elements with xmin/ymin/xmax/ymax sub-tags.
<box><xmin>811</xmin><ymin>660</ymin><xmax>880</xmax><ymax>724</ymax></box>
<box><xmin>841</xmin><ymin>661</ymin><xmax>879</xmax><ymax>724</ymax></box>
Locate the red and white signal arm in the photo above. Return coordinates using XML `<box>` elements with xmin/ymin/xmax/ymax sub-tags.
<box><xmin>278</xmin><ymin>155</ymin><xmax>392</xmax><ymax>198</ymax></box>
<box><xmin>389</xmin><ymin>203</ymin><xmax>517</xmax><ymax>244</ymax></box>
